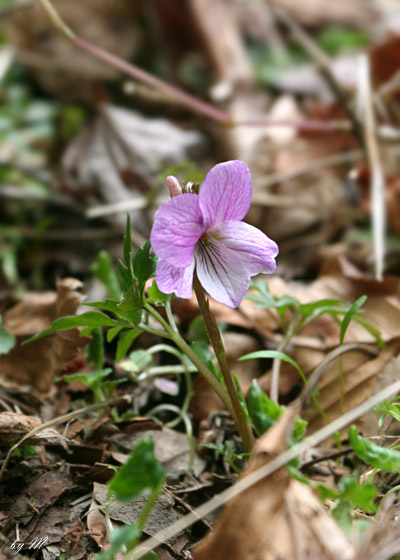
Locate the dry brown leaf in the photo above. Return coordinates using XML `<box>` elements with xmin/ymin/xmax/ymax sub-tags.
<box><xmin>63</xmin><ymin>105</ymin><xmax>202</xmax><ymax>233</ymax></box>
<box><xmin>0</xmin><ymin>278</ymin><xmax>91</xmax><ymax>394</ymax></box>
<box><xmin>193</xmin><ymin>406</ymin><xmax>354</xmax><ymax>560</ymax></box>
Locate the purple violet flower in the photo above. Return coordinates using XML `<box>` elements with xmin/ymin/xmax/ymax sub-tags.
<box><xmin>151</xmin><ymin>160</ymin><xmax>278</xmax><ymax>308</ymax></box>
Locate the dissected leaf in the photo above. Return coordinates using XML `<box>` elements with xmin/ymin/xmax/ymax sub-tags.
<box><xmin>134</xmin><ymin>241</ymin><xmax>158</xmax><ymax>290</ymax></box>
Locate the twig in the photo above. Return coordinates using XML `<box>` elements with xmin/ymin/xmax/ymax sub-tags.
<box><xmin>126</xmin><ymin>379</ymin><xmax>400</xmax><ymax>559</ymax></box>
<box><xmin>357</xmin><ymin>55</ymin><xmax>386</xmax><ymax>281</ymax></box>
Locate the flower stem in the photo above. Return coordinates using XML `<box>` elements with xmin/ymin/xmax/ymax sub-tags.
<box><xmin>193</xmin><ymin>274</ymin><xmax>254</xmax><ymax>453</ymax></box>
<box><xmin>143</xmin><ymin>302</ymin><xmax>235</xmax><ymax>420</ymax></box>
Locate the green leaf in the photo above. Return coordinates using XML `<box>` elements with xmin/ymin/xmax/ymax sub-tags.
<box><xmin>248</xmin><ymin>381</ymin><xmax>307</xmax><ymax>443</ymax></box>
<box><xmin>239</xmin><ymin>350</ymin><xmax>306</xmax><ymax>385</ymax></box>
<box><xmin>233</xmin><ymin>372</ymin><xmax>251</xmax><ymax>427</ymax></box>
<box><xmin>191</xmin><ymin>341</ymin><xmax>219</xmax><ymax>380</ymax></box>
<box><xmin>117</xmin><ymin>284</ymin><xmax>143</xmax><ymax>324</ymax></box>
<box><xmin>299</xmin><ymin>299</ymin><xmax>347</xmax><ymax>324</ymax></box>
<box><xmin>96</xmin><ymin>524</ymin><xmax>141</xmax><ymax>560</ymax></box>
<box><xmin>123</xmin><ymin>214</ymin><xmax>133</xmax><ymax>275</ymax></box>
<box><xmin>332</xmin><ymin>499</ymin><xmax>353</xmax><ymax>534</ymax></box>
<box><xmin>23</xmin><ymin>312</ymin><xmax>122</xmax><ymax>344</ymax></box>
<box><xmin>116</xmin><ymin>328</ymin><xmax>142</xmax><ymax>362</ymax></box>
<box><xmin>349</xmin><ymin>425</ymin><xmax>400</xmax><ymax>472</ymax></box>
<box><xmin>337</xmin><ymin>476</ymin><xmax>377</xmax><ymax>513</ymax></box>
<box><xmin>86</xmin><ymin>327</ymin><xmax>104</xmax><ymax>370</ymax></box>
<box><xmin>0</xmin><ymin>324</ymin><xmax>16</xmax><ymax>355</ymax></box>
<box><xmin>55</xmin><ymin>368</ymin><xmax>112</xmax><ymax>390</ymax></box>
<box><xmin>85</xmin><ymin>300</ymin><xmax>122</xmax><ymax>315</ymax></box>
<box><xmin>134</xmin><ymin>241</ymin><xmax>158</xmax><ymax>290</ymax></box>
<box><xmin>147</xmin><ymin>280</ymin><xmax>170</xmax><ymax>305</ymax></box>
<box><xmin>107</xmin><ymin>326</ymin><xmax>126</xmax><ymax>343</ymax></box>
<box><xmin>108</xmin><ymin>436</ymin><xmax>165</xmax><ymax>502</ymax></box>
<box><xmin>118</xmin><ymin>260</ymin><xmax>133</xmax><ymax>292</ymax></box>
<box><xmin>340</xmin><ymin>295</ymin><xmax>367</xmax><ymax>345</ymax></box>
<box><xmin>102</xmin><ymin>378</ymin><xmax>128</xmax><ymax>395</ymax></box>
<box><xmin>248</xmin><ymin>380</ymin><xmax>283</xmax><ymax>436</ymax></box>
<box><xmin>247</xmin><ymin>280</ymin><xmax>299</xmax><ymax>311</ymax></box>
<box><xmin>91</xmin><ymin>250</ymin><xmax>122</xmax><ymax>300</ymax></box>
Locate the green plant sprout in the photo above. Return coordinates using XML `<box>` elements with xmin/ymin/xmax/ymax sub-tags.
<box><xmin>200</xmin><ymin>441</ymin><xmax>250</xmax><ymax>475</ymax></box>
<box><xmin>247</xmin><ymin>279</ymin><xmax>384</xmax><ymax>403</ymax></box>
<box><xmin>96</xmin><ymin>436</ymin><xmax>164</xmax><ymax>560</ymax></box>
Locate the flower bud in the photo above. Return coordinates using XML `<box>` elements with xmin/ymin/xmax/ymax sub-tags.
<box><xmin>166</xmin><ymin>175</ymin><xmax>182</xmax><ymax>198</ymax></box>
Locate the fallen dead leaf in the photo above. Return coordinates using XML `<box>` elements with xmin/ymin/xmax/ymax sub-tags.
<box><xmin>113</xmin><ymin>427</ymin><xmax>205</xmax><ymax>482</ymax></box>
<box><xmin>0</xmin><ymin>411</ymin><xmax>67</xmax><ymax>446</ymax></box>
<box><xmin>193</xmin><ymin>406</ymin><xmax>355</xmax><ymax>560</ymax></box>
<box><xmin>0</xmin><ymin>278</ymin><xmax>91</xmax><ymax>394</ymax></box>
<box><xmin>63</xmin><ymin>104</ymin><xmax>202</xmax><ymax>233</ymax></box>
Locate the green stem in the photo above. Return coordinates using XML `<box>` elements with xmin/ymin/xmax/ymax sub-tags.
<box><xmin>270</xmin><ymin>311</ymin><xmax>300</xmax><ymax>403</ymax></box>
<box><xmin>193</xmin><ymin>274</ymin><xmax>254</xmax><ymax>453</ymax></box>
<box><xmin>143</xmin><ymin>303</ymin><xmax>235</xmax><ymax>419</ymax></box>
<box><xmin>165</xmin><ymin>298</ymin><xmax>179</xmax><ymax>333</ymax></box>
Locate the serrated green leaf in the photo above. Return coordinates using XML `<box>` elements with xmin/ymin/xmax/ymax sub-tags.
<box><xmin>117</xmin><ymin>284</ymin><xmax>143</xmax><ymax>324</ymax></box>
<box><xmin>91</xmin><ymin>250</ymin><xmax>122</xmax><ymax>300</ymax></box>
<box><xmin>116</xmin><ymin>328</ymin><xmax>142</xmax><ymax>362</ymax></box>
<box><xmin>147</xmin><ymin>280</ymin><xmax>170</xmax><ymax>305</ymax></box>
<box><xmin>118</xmin><ymin>260</ymin><xmax>133</xmax><ymax>292</ymax></box>
<box><xmin>108</xmin><ymin>436</ymin><xmax>165</xmax><ymax>502</ymax></box>
<box><xmin>134</xmin><ymin>241</ymin><xmax>158</xmax><ymax>289</ymax></box>
<box><xmin>0</xmin><ymin>325</ymin><xmax>16</xmax><ymax>355</ymax></box>
<box><xmin>349</xmin><ymin>425</ymin><xmax>400</xmax><ymax>472</ymax></box>
<box><xmin>23</xmin><ymin>312</ymin><xmax>122</xmax><ymax>344</ymax></box>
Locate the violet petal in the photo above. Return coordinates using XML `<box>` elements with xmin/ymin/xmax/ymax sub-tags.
<box><xmin>151</xmin><ymin>193</ymin><xmax>204</xmax><ymax>267</ymax></box>
<box><xmin>210</xmin><ymin>221</ymin><xmax>278</xmax><ymax>275</ymax></box>
<box><xmin>199</xmin><ymin>160</ymin><xmax>252</xmax><ymax>229</ymax></box>
<box><xmin>156</xmin><ymin>259</ymin><xmax>194</xmax><ymax>298</ymax></box>
<box><xmin>195</xmin><ymin>239</ymin><xmax>250</xmax><ymax>308</ymax></box>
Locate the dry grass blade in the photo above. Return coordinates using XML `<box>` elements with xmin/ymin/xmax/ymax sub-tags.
<box><xmin>357</xmin><ymin>54</ymin><xmax>386</xmax><ymax>281</ymax></box>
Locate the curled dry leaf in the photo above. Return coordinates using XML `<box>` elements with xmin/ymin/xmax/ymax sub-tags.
<box><xmin>193</xmin><ymin>406</ymin><xmax>354</xmax><ymax>560</ymax></box>
<box><xmin>63</xmin><ymin>105</ymin><xmax>202</xmax><ymax>233</ymax></box>
<box><xmin>0</xmin><ymin>278</ymin><xmax>91</xmax><ymax>394</ymax></box>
